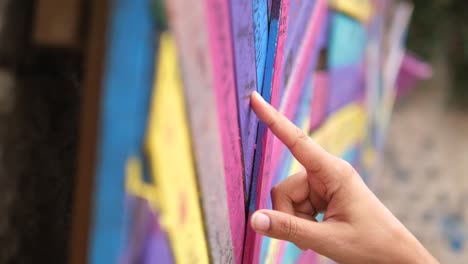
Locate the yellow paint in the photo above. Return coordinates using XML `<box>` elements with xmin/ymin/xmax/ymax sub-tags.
<box><xmin>264</xmin><ymin>239</ymin><xmax>281</xmax><ymax>264</ymax></box>
<box><xmin>312</xmin><ymin>104</ymin><xmax>367</xmax><ymax>157</ymax></box>
<box><xmin>362</xmin><ymin>142</ymin><xmax>376</xmax><ymax>167</ymax></box>
<box><xmin>125</xmin><ymin>156</ymin><xmax>159</xmax><ymax>211</ymax></box>
<box><xmin>329</xmin><ymin>0</ymin><xmax>373</xmax><ymax>22</ymax></box>
<box><xmin>145</xmin><ymin>33</ymin><xmax>209</xmax><ymax>263</ymax></box>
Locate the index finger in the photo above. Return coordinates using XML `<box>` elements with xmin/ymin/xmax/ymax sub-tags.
<box><xmin>250</xmin><ymin>91</ymin><xmax>333</xmax><ymax>174</ymax></box>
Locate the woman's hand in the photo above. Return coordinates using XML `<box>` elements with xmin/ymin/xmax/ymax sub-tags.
<box><xmin>249</xmin><ymin>92</ymin><xmax>438</xmax><ymax>264</ymax></box>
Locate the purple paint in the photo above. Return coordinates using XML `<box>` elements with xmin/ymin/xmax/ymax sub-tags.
<box><xmin>396</xmin><ymin>52</ymin><xmax>432</xmax><ymax>98</ymax></box>
<box><xmin>244</xmin><ymin>1</ymin><xmax>291</xmax><ymax>263</ymax></box>
<box><xmin>327</xmin><ymin>63</ymin><xmax>365</xmax><ymax>114</ymax></box>
<box><xmin>280</xmin><ymin>0</ymin><xmax>316</xmax><ymax>98</ymax></box>
<box><xmin>121</xmin><ymin>197</ymin><xmax>173</xmax><ymax>264</ymax></box>
<box><xmin>142</xmin><ymin>208</ymin><xmax>174</xmax><ymax>264</ymax></box>
<box><xmin>270</xmin><ymin>0</ymin><xmax>327</xmax><ymax>176</ymax></box>
<box><xmin>230</xmin><ymin>0</ymin><xmax>260</xmax><ymax>201</ymax></box>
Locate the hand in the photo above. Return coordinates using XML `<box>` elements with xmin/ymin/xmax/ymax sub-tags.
<box><xmin>249</xmin><ymin>92</ymin><xmax>438</xmax><ymax>264</ymax></box>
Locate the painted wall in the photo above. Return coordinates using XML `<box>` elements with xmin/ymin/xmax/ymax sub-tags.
<box><xmin>85</xmin><ymin>0</ymin><xmax>416</xmax><ymax>263</ymax></box>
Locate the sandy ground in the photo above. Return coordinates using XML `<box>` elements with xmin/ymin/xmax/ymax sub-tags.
<box><xmin>374</xmin><ymin>59</ymin><xmax>468</xmax><ymax>263</ymax></box>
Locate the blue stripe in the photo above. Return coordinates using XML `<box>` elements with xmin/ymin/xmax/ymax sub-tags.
<box><xmin>89</xmin><ymin>0</ymin><xmax>156</xmax><ymax>262</ymax></box>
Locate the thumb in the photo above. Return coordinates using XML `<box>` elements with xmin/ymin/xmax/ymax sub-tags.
<box><xmin>251</xmin><ymin>210</ymin><xmax>338</xmax><ymax>254</ymax></box>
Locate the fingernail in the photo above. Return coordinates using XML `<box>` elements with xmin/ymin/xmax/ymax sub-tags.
<box><xmin>252</xmin><ymin>91</ymin><xmax>267</xmax><ymax>104</ymax></box>
<box><xmin>251</xmin><ymin>212</ymin><xmax>270</xmax><ymax>232</ymax></box>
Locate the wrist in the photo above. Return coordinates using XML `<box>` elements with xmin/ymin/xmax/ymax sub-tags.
<box><xmin>392</xmin><ymin>226</ymin><xmax>438</xmax><ymax>264</ymax></box>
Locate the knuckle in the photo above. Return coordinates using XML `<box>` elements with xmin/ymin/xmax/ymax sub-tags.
<box><xmin>290</xmin><ymin>216</ymin><xmax>299</xmax><ymax>240</ymax></box>
<box><xmin>288</xmin><ymin>127</ymin><xmax>309</xmax><ymax>150</ymax></box>
<box><xmin>293</xmin><ymin>242</ymin><xmax>308</xmax><ymax>251</ymax></box>
<box><xmin>267</xmin><ymin>112</ymin><xmax>280</xmax><ymax>129</ymax></box>
<box><xmin>270</xmin><ymin>185</ymin><xmax>280</xmax><ymax>198</ymax></box>
<box><xmin>279</xmin><ymin>218</ymin><xmax>291</xmax><ymax>237</ymax></box>
<box><xmin>278</xmin><ymin>215</ymin><xmax>298</xmax><ymax>241</ymax></box>
<box><xmin>270</xmin><ymin>184</ymin><xmax>292</xmax><ymax>211</ymax></box>
<box><xmin>296</xmin><ymin>127</ymin><xmax>309</xmax><ymax>141</ymax></box>
<box><xmin>306</xmin><ymin>161</ymin><xmax>323</xmax><ymax>176</ymax></box>
<box><xmin>334</xmin><ymin>158</ymin><xmax>355</xmax><ymax>178</ymax></box>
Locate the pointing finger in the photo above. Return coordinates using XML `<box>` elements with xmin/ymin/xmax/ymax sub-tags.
<box><xmin>251</xmin><ymin>92</ymin><xmax>336</xmax><ymax>176</ymax></box>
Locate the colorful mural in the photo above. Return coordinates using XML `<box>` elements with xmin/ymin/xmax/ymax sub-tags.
<box><xmin>80</xmin><ymin>0</ymin><xmax>429</xmax><ymax>263</ymax></box>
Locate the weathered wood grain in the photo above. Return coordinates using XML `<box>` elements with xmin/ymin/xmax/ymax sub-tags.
<box><xmin>145</xmin><ymin>33</ymin><xmax>210</xmax><ymax>263</ymax></box>
<box><xmin>165</xmin><ymin>0</ymin><xmax>235</xmax><ymax>262</ymax></box>
<box><xmin>230</xmin><ymin>0</ymin><xmax>259</xmax><ymax>201</ymax></box>
<box><xmin>204</xmin><ymin>0</ymin><xmax>247</xmax><ymax>262</ymax></box>
<box><xmin>245</xmin><ymin>1</ymin><xmax>290</xmax><ymax>263</ymax></box>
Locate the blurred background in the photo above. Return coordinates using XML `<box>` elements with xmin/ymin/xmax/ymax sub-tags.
<box><xmin>0</xmin><ymin>0</ymin><xmax>467</xmax><ymax>263</ymax></box>
<box><xmin>375</xmin><ymin>1</ymin><xmax>468</xmax><ymax>262</ymax></box>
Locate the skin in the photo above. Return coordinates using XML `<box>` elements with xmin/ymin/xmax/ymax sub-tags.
<box><xmin>249</xmin><ymin>92</ymin><xmax>439</xmax><ymax>264</ymax></box>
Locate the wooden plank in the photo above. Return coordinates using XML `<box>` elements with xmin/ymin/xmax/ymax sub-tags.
<box><xmin>230</xmin><ymin>0</ymin><xmax>259</xmax><ymax>199</ymax></box>
<box><xmin>33</xmin><ymin>0</ymin><xmax>82</xmax><ymax>47</ymax></box>
<box><xmin>165</xmin><ymin>0</ymin><xmax>235</xmax><ymax>262</ymax></box>
<box><xmin>279</xmin><ymin>0</ymin><xmax>328</xmax><ymax>116</ymax></box>
<box><xmin>253</xmin><ymin>0</ymin><xmax>269</xmax><ymax>94</ymax></box>
<box><xmin>279</xmin><ymin>0</ymin><xmax>316</xmax><ymax>98</ymax></box>
<box><xmin>204</xmin><ymin>0</ymin><xmax>247</xmax><ymax>262</ymax></box>
<box><xmin>87</xmin><ymin>0</ymin><xmax>157</xmax><ymax>262</ymax></box>
<box><xmin>69</xmin><ymin>1</ymin><xmax>109</xmax><ymax>263</ymax></box>
<box><xmin>245</xmin><ymin>1</ymin><xmax>290</xmax><ymax>263</ymax></box>
<box><xmin>271</xmin><ymin>0</ymin><xmax>327</xmax><ymax>180</ymax></box>
<box><xmin>145</xmin><ymin>33</ymin><xmax>209</xmax><ymax>263</ymax></box>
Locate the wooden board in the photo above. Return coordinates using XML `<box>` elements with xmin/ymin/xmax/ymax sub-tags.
<box><xmin>204</xmin><ymin>0</ymin><xmax>247</xmax><ymax>262</ymax></box>
<box><xmin>253</xmin><ymin>0</ymin><xmax>269</xmax><ymax>94</ymax></box>
<box><xmin>230</xmin><ymin>0</ymin><xmax>260</xmax><ymax>199</ymax></box>
<box><xmin>279</xmin><ymin>0</ymin><xmax>316</xmax><ymax>98</ymax></box>
<box><xmin>87</xmin><ymin>0</ymin><xmax>157</xmax><ymax>262</ymax></box>
<box><xmin>145</xmin><ymin>33</ymin><xmax>209</xmax><ymax>263</ymax></box>
<box><xmin>245</xmin><ymin>1</ymin><xmax>290</xmax><ymax>263</ymax></box>
<box><xmin>271</xmin><ymin>0</ymin><xmax>327</xmax><ymax>181</ymax></box>
<box><xmin>165</xmin><ymin>0</ymin><xmax>235</xmax><ymax>262</ymax></box>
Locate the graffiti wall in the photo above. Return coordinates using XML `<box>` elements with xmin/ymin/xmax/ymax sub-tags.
<box><xmin>78</xmin><ymin>0</ymin><xmax>425</xmax><ymax>263</ymax></box>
